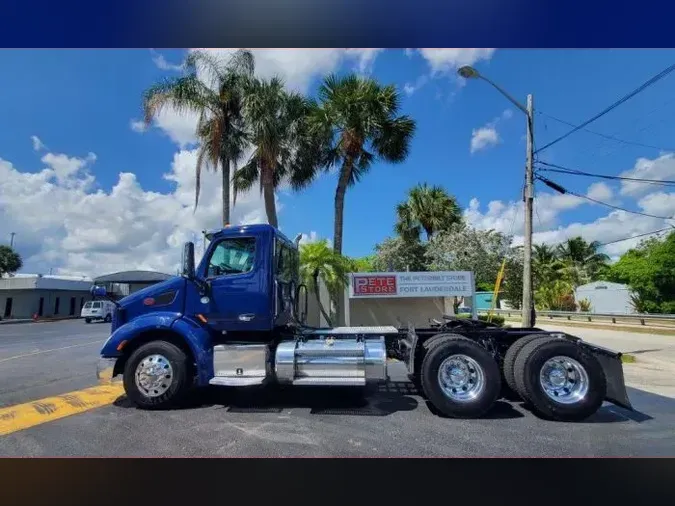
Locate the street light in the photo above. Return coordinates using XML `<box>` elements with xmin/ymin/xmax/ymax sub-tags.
<box><xmin>458</xmin><ymin>65</ymin><xmax>535</xmax><ymax>328</ymax></box>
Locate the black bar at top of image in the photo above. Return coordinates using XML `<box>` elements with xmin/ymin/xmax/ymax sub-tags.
<box><xmin>1</xmin><ymin>458</ymin><xmax>674</xmax><ymax>504</ymax></box>
<box><xmin>2</xmin><ymin>0</ymin><xmax>675</xmax><ymax>47</ymax></box>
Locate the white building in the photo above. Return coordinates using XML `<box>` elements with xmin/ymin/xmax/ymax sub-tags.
<box><xmin>0</xmin><ymin>274</ymin><xmax>93</xmax><ymax>320</ymax></box>
<box><xmin>574</xmin><ymin>281</ymin><xmax>635</xmax><ymax>314</ymax></box>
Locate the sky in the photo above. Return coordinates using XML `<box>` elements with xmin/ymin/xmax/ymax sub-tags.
<box><xmin>1</xmin><ymin>48</ymin><xmax>674</xmax><ymax>278</ymax></box>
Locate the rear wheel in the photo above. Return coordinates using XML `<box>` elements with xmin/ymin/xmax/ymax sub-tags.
<box><xmin>502</xmin><ymin>334</ymin><xmax>547</xmax><ymax>395</ymax></box>
<box><xmin>104</xmin><ymin>314</ymin><xmax>112</xmax><ymax>323</ymax></box>
<box><xmin>513</xmin><ymin>338</ymin><xmax>606</xmax><ymax>422</ymax></box>
<box><xmin>123</xmin><ymin>341</ymin><xmax>192</xmax><ymax>410</ymax></box>
<box><xmin>420</xmin><ymin>337</ymin><xmax>501</xmax><ymax>418</ymax></box>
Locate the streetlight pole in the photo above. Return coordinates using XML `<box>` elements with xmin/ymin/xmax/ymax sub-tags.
<box><xmin>523</xmin><ymin>95</ymin><xmax>534</xmax><ymax>328</ymax></box>
<box><xmin>9</xmin><ymin>232</ymin><xmax>16</xmax><ymax>249</ymax></box>
<box><xmin>457</xmin><ymin>66</ymin><xmax>535</xmax><ymax>327</ymax></box>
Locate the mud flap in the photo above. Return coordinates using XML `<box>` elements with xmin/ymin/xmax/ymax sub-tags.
<box><xmin>588</xmin><ymin>347</ymin><xmax>633</xmax><ymax>411</ymax></box>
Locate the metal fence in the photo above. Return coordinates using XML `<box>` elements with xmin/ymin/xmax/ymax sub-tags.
<box><xmin>478</xmin><ymin>308</ymin><xmax>675</xmax><ymax>326</ymax></box>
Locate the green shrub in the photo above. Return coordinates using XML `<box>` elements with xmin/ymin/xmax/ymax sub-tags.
<box><xmin>578</xmin><ymin>298</ymin><xmax>591</xmax><ymax>312</ymax></box>
<box><xmin>478</xmin><ymin>314</ymin><xmax>505</xmax><ymax>326</ymax></box>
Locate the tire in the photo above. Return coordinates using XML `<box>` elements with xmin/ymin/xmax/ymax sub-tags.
<box><xmin>502</xmin><ymin>334</ymin><xmax>548</xmax><ymax>395</ymax></box>
<box><xmin>104</xmin><ymin>314</ymin><xmax>112</xmax><ymax>323</ymax></box>
<box><xmin>513</xmin><ymin>338</ymin><xmax>606</xmax><ymax>422</ymax></box>
<box><xmin>85</xmin><ymin>318</ymin><xmax>91</xmax><ymax>324</ymax></box>
<box><xmin>420</xmin><ymin>337</ymin><xmax>501</xmax><ymax>419</ymax></box>
<box><xmin>123</xmin><ymin>341</ymin><xmax>193</xmax><ymax>410</ymax></box>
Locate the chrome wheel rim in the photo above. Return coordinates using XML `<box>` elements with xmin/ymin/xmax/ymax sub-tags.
<box><xmin>437</xmin><ymin>354</ymin><xmax>485</xmax><ymax>402</ymax></box>
<box><xmin>135</xmin><ymin>354</ymin><xmax>174</xmax><ymax>398</ymax></box>
<box><xmin>539</xmin><ymin>356</ymin><xmax>589</xmax><ymax>404</ymax></box>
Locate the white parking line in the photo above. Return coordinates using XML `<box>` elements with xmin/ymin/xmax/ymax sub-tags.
<box><xmin>0</xmin><ymin>340</ymin><xmax>105</xmax><ymax>363</ymax></box>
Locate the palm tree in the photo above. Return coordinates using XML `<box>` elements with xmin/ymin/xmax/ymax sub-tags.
<box><xmin>555</xmin><ymin>237</ymin><xmax>610</xmax><ymax>286</ymax></box>
<box><xmin>299</xmin><ymin>239</ymin><xmax>349</xmax><ymax>326</ymax></box>
<box><xmin>532</xmin><ymin>243</ymin><xmax>563</xmax><ymax>288</ymax></box>
<box><xmin>232</xmin><ymin>76</ymin><xmax>318</xmax><ymax>228</ymax></box>
<box><xmin>142</xmin><ymin>49</ymin><xmax>254</xmax><ymax>226</ymax></box>
<box><xmin>395</xmin><ymin>183</ymin><xmax>462</xmax><ymax>241</ymax></box>
<box><xmin>311</xmin><ymin>73</ymin><xmax>417</xmax><ymax>255</ymax></box>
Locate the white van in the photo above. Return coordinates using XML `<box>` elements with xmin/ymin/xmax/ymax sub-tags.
<box><xmin>81</xmin><ymin>300</ymin><xmax>115</xmax><ymax>323</ymax></box>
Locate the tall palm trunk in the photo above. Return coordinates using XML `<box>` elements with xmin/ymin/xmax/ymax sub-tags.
<box><xmin>220</xmin><ymin>155</ymin><xmax>231</xmax><ymax>226</ymax></box>
<box><xmin>313</xmin><ymin>269</ymin><xmax>332</xmax><ymax>326</ymax></box>
<box><xmin>261</xmin><ymin>165</ymin><xmax>278</xmax><ymax>228</ymax></box>
<box><xmin>332</xmin><ymin>157</ymin><xmax>353</xmax><ymax>326</ymax></box>
<box><xmin>333</xmin><ymin>158</ymin><xmax>354</xmax><ymax>255</ymax></box>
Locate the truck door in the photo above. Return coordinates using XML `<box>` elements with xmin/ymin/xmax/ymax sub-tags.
<box><xmin>198</xmin><ymin>235</ymin><xmax>270</xmax><ymax>332</ymax></box>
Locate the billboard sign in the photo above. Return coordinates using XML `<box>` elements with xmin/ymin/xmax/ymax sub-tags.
<box><xmin>349</xmin><ymin>271</ymin><xmax>474</xmax><ymax>299</ymax></box>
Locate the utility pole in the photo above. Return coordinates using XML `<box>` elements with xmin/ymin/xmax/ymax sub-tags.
<box><xmin>457</xmin><ymin>66</ymin><xmax>536</xmax><ymax>326</ymax></box>
<box><xmin>522</xmin><ymin>95</ymin><xmax>534</xmax><ymax>328</ymax></box>
<box><xmin>9</xmin><ymin>232</ymin><xmax>16</xmax><ymax>249</ymax></box>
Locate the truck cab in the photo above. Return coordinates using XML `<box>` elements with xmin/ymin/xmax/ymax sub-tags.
<box><xmin>95</xmin><ymin>224</ymin><xmax>388</xmax><ymax>409</ymax></box>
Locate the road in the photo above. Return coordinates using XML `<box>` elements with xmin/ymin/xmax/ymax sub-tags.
<box><xmin>0</xmin><ymin>320</ymin><xmax>674</xmax><ymax>457</ymax></box>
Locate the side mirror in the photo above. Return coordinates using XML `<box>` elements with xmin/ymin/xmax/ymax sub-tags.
<box><xmin>182</xmin><ymin>241</ymin><xmax>196</xmax><ymax>280</ymax></box>
<box><xmin>91</xmin><ymin>285</ymin><xmax>107</xmax><ymax>298</ymax></box>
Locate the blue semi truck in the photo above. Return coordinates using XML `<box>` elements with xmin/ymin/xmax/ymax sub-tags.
<box><xmin>94</xmin><ymin>224</ymin><xmax>633</xmax><ymax>421</ymax></box>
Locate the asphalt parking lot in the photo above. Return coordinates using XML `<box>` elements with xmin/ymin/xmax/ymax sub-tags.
<box><xmin>1</xmin><ymin>320</ymin><xmax>674</xmax><ymax>457</ymax></box>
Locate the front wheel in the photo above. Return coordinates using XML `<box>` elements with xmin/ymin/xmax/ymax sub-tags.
<box><xmin>420</xmin><ymin>337</ymin><xmax>501</xmax><ymax>418</ymax></box>
<box><xmin>513</xmin><ymin>338</ymin><xmax>606</xmax><ymax>422</ymax></box>
<box><xmin>123</xmin><ymin>341</ymin><xmax>192</xmax><ymax>409</ymax></box>
<box><xmin>84</xmin><ymin>318</ymin><xmax>91</xmax><ymax>324</ymax></box>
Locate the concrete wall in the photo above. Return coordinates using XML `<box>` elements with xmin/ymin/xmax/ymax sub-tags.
<box><xmin>0</xmin><ymin>290</ymin><xmax>91</xmax><ymax>319</ymax></box>
<box><xmin>347</xmin><ymin>296</ymin><xmax>454</xmax><ymax>327</ymax></box>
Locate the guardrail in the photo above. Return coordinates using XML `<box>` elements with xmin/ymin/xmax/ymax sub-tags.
<box><xmin>477</xmin><ymin>308</ymin><xmax>675</xmax><ymax>326</ymax></box>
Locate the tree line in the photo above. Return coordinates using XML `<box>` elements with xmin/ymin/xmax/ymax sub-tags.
<box><xmin>302</xmin><ymin>183</ymin><xmax>675</xmax><ymax>316</ymax></box>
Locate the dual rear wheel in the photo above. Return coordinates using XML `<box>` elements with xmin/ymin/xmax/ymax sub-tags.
<box><xmin>420</xmin><ymin>334</ymin><xmax>606</xmax><ymax>421</ymax></box>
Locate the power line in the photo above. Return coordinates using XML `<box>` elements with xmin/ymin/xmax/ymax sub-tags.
<box><xmin>536</xmin><ymin>111</ymin><xmax>675</xmax><ymax>152</ymax></box>
<box><xmin>535</xmin><ymin>62</ymin><xmax>675</xmax><ymax>154</ymax></box>
<box><xmin>537</xmin><ymin>161</ymin><xmax>675</xmax><ymax>186</ymax></box>
<box><xmin>536</xmin><ymin>175</ymin><xmax>675</xmax><ymax>220</ymax></box>
<box><xmin>598</xmin><ymin>227</ymin><xmax>673</xmax><ymax>247</ymax></box>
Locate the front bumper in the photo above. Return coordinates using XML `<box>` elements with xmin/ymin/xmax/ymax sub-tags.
<box><xmin>96</xmin><ymin>357</ymin><xmax>118</xmax><ymax>383</ymax></box>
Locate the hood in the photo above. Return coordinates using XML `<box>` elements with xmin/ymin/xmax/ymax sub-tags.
<box><xmin>118</xmin><ymin>276</ymin><xmax>185</xmax><ymax>308</ymax></box>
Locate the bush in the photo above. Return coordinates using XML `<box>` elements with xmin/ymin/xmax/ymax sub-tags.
<box><xmin>552</xmin><ymin>293</ymin><xmax>577</xmax><ymax>312</ymax></box>
<box><xmin>578</xmin><ymin>298</ymin><xmax>591</xmax><ymax>312</ymax></box>
<box><xmin>478</xmin><ymin>314</ymin><xmax>505</xmax><ymax>327</ymax></box>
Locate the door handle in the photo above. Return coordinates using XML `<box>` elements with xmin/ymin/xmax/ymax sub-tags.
<box><xmin>238</xmin><ymin>314</ymin><xmax>256</xmax><ymax>322</ymax></box>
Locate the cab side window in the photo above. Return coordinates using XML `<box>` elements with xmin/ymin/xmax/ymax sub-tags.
<box><xmin>275</xmin><ymin>238</ymin><xmax>294</xmax><ymax>282</ymax></box>
<box><xmin>207</xmin><ymin>237</ymin><xmax>256</xmax><ymax>278</ymax></box>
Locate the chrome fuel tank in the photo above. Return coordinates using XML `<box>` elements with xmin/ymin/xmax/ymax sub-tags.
<box><xmin>275</xmin><ymin>336</ymin><xmax>387</xmax><ymax>386</ymax></box>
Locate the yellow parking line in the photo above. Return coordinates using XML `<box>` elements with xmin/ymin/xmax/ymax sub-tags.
<box><xmin>0</xmin><ymin>382</ymin><xmax>124</xmax><ymax>437</ymax></box>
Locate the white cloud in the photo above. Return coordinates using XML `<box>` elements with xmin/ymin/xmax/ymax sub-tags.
<box><xmin>470</xmin><ymin>126</ymin><xmax>500</xmax><ymax>154</ymax></box>
<box><xmin>130</xmin><ymin>119</ymin><xmax>147</xmax><ymax>133</ymax></box>
<box><xmin>586</xmin><ymin>182</ymin><xmax>614</xmax><ymax>203</ymax></box>
<box><xmin>619</xmin><ymin>153</ymin><xmax>675</xmax><ymax>197</ymax></box>
<box><xmin>298</xmin><ymin>231</ymin><xmax>319</xmax><ymax>245</ymax></box>
<box><xmin>418</xmin><ymin>48</ymin><xmax>496</xmax><ymax>74</ymax></box>
<box><xmin>150</xmin><ymin>49</ymin><xmax>184</xmax><ymax>72</ymax></box>
<box><xmin>345</xmin><ymin>48</ymin><xmax>383</xmax><ymax>74</ymax></box>
<box><xmin>0</xmin><ymin>144</ymin><xmax>270</xmax><ymax>277</ymax></box>
<box><xmin>469</xmin><ymin>108</ymin><xmax>514</xmax><ymax>154</ymax></box>
<box><xmin>465</xmin><ymin>154</ymin><xmax>675</xmax><ymax>257</ymax></box>
<box><xmin>403</xmin><ymin>75</ymin><xmax>429</xmax><ymax>96</ymax></box>
<box><xmin>31</xmin><ymin>135</ymin><xmax>46</xmax><ymax>152</ymax></box>
<box><xmin>404</xmin><ymin>48</ymin><xmax>414</xmax><ymax>58</ymax></box>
